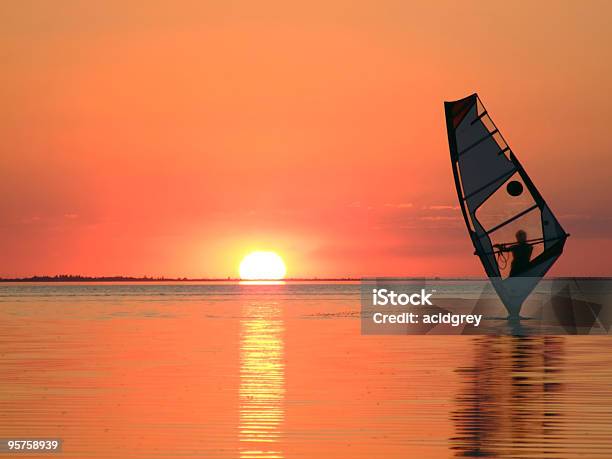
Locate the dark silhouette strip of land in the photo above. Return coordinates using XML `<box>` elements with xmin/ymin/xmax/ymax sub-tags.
<box><xmin>0</xmin><ymin>275</ymin><xmax>359</xmax><ymax>282</ymax></box>
<box><xmin>0</xmin><ymin>275</ymin><xmax>608</xmax><ymax>282</ymax></box>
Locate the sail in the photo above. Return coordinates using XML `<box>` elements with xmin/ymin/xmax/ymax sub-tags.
<box><xmin>444</xmin><ymin>93</ymin><xmax>568</xmax><ymax>315</ymax></box>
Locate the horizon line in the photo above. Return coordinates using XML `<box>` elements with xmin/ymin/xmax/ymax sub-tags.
<box><xmin>1</xmin><ymin>275</ymin><xmax>610</xmax><ymax>282</ymax></box>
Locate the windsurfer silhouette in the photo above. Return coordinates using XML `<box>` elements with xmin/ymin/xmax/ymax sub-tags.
<box><xmin>495</xmin><ymin>230</ymin><xmax>533</xmax><ymax>277</ymax></box>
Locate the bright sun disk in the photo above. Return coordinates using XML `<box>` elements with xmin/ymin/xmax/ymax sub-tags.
<box><xmin>239</xmin><ymin>251</ymin><xmax>287</xmax><ymax>280</ymax></box>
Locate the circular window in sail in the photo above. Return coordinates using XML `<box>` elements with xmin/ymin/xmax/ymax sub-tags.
<box><xmin>506</xmin><ymin>180</ymin><xmax>523</xmax><ymax>196</ymax></box>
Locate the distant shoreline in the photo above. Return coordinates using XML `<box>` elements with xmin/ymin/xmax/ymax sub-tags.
<box><xmin>1</xmin><ymin>276</ymin><xmax>610</xmax><ymax>282</ymax></box>
<box><xmin>0</xmin><ymin>276</ymin><xmax>356</xmax><ymax>282</ymax></box>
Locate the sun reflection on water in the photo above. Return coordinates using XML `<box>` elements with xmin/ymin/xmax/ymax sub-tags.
<box><xmin>240</xmin><ymin>302</ymin><xmax>285</xmax><ymax>459</ymax></box>
<box><xmin>238</xmin><ymin>281</ymin><xmax>286</xmax><ymax>286</ymax></box>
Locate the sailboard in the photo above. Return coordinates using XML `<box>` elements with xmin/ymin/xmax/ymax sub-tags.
<box><xmin>444</xmin><ymin>93</ymin><xmax>569</xmax><ymax>317</ymax></box>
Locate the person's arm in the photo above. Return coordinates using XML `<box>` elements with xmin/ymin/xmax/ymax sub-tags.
<box><xmin>494</xmin><ymin>243</ymin><xmax>511</xmax><ymax>252</ymax></box>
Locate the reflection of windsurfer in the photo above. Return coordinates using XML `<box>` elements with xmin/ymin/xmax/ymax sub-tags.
<box><xmin>495</xmin><ymin>230</ymin><xmax>533</xmax><ymax>276</ymax></box>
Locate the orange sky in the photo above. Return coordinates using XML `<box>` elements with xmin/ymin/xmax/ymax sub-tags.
<box><xmin>2</xmin><ymin>1</ymin><xmax>611</xmax><ymax>278</ymax></box>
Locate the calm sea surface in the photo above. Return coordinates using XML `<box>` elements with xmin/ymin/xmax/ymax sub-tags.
<box><xmin>1</xmin><ymin>282</ymin><xmax>611</xmax><ymax>458</ymax></box>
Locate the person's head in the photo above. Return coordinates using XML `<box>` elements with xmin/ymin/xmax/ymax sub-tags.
<box><xmin>516</xmin><ymin>230</ymin><xmax>527</xmax><ymax>243</ymax></box>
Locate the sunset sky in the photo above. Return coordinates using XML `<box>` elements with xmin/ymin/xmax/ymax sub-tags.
<box><xmin>2</xmin><ymin>1</ymin><xmax>611</xmax><ymax>278</ymax></box>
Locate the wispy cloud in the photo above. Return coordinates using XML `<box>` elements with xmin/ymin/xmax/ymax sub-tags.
<box><xmin>384</xmin><ymin>203</ymin><xmax>413</xmax><ymax>209</ymax></box>
<box><xmin>422</xmin><ymin>204</ymin><xmax>460</xmax><ymax>210</ymax></box>
<box><xmin>20</xmin><ymin>216</ymin><xmax>41</xmax><ymax>224</ymax></box>
<box><xmin>418</xmin><ymin>216</ymin><xmax>462</xmax><ymax>221</ymax></box>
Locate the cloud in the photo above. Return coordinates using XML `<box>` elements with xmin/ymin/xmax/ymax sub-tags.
<box><xmin>20</xmin><ymin>216</ymin><xmax>41</xmax><ymax>224</ymax></box>
<box><xmin>418</xmin><ymin>216</ymin><xmax>462</xmax><ymax>221</ymax></box>
<box><xmin>384</xmin><ymin>203</ymin><xmax>413</xmax><ymax>209</ymax></box>
<box><xmin>423</xmin><ymin>204</ymin><xmax>460</xmax><ymax>210</ymax></box>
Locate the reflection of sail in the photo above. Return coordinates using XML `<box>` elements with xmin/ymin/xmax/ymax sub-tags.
<box><xmin>240</xmin><ymin>302</ymin><xmax>285</xmax><ymax>459</ymax></box>
<box><xmin>451</xmin><ymin>336</ymin><xmax>565</xmax><ymax>457</ymax></box>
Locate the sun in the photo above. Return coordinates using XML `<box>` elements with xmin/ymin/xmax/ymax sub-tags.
<box><xmin>239</xmin><ymin>251</ymin><xmax>287</xmax><ymax>280</ymax></box>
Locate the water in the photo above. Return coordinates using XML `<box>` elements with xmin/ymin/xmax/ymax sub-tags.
<box><xmin>1</xmin><ymin>282</ymin><xmax>611</xmax><ymax>458</ymax></box>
